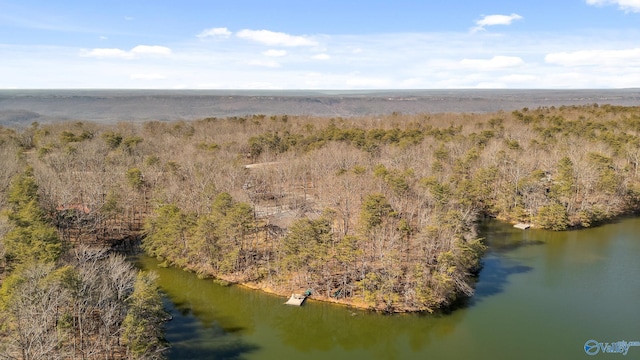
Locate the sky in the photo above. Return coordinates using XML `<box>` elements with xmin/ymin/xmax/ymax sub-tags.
<box><xmin>1</xmin><ymin>0</ymin><xmax>640</xmax><ymax>89</ymax></box>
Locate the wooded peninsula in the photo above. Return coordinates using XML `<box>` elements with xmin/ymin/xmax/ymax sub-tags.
<box><xmin>1</xmin><ymin>104</ymin><xmax>640</xmax><ymax>356</ymax></box>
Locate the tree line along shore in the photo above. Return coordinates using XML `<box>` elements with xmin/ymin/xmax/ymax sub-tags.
<box><xmin>1</xmin><ymin>104</ymin><xmax>639</xmax><ymax>329</ymax></box>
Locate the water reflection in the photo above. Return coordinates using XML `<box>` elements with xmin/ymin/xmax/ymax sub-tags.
<box><xmin>269</xmin><ymin>304</ymin><xmax>460</xmax><ymax>354</ymax></box>
<box><xmin>470</xmin><ymin>255</ymin><xmax>532</xmax><ymax>306</ymax></box>
<box><xmin>163</xmin><ymin>298</ymin><xmax>259</xmax><ymax>359</ymax></box>
<box><xmin>478</xmin><ymin>220</ymin><xmax>545</xmax><ymax>252</ymax></box>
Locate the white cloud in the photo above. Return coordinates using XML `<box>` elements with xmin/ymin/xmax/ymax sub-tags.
<box><xmin>477</xmin><ymin>13</ymin><xmax>523</xmax><ymax>26</ymax></box>
<box><xmin>345</xmin><ymin>76</ymin><xmax>392</xmax><ymax>88</ymax></box>
<box><xmin>237</xmin><ymin>29</ymin><xmax>317</xmax><ymax>47</ymax></box>
<box><xmin>130</xmin><ymin>45</ymin><xmax>172</xmax><ymax>56</ymax></box>
<box><xmin>545</xmin><ymin>48</ymin><xmax>640</xmax><ymax>66</ymax></box>
<box><xmin>473</xmin><ymin>13</ymin><xmax>523</xmax><ymax>32</ymax></box>
<box><xmin>312</xmin><ymin>53</ymin><xmax>331</xmax><ymax>60</ymax></box>
<box><xmin>81</xmin><ymin>45</ymin><xmax>172</xmax><ymax>59</ymax></box>
<box><xmin>263</xmin><ymin>49</ymin><xmax>287</xmax><ymax>57</ymax></box>
<box><xmin>6</xmin><ymin>29</ymin><xmax>640</xmax><ymax>89</ymax></box>
<box><xmin>197</xmin><ymin>27</ymin><xmax>232</xmax><ymax>38</ymax></box>
<box><xmin>242</xmin><ymin>81</ymin><xmax>282</xmax><ymax>89</ymax></box>
<box><xmin>459</xmin><ymin>56</ymin><xmax>524</xmax><ymax>69</ymax></box>
<box><xmin>246</xmin><ymin>59</ymin><xmax>281</xmax><ymax>68</ymax></box>
<box><xmin>82</xmin><ymin>48</ymin><xmax>130</xmax><ymax>59</ymax></box>
<box><xmin>130</xmin><ymin>73</ymin><xmax>167</xmax><ymax>80</ymax></box>
<box><xmin>99</xmin><ymin>36</ymin><xmax>108</xmax><ymax>40</ymax></box>
<box><xmin>473</xmin><ymin>81</ymin><xmax>508</xmax><ymax>89</ymax></box>
<box><xmin>499</xmin><ymin>74</ymin><xmax>537</xmax><ymax>83</ymax></box>
<box><xmin>586</xmin><ymin>0</ymin><xmax>640</xmax><ymax>12</ymax></box>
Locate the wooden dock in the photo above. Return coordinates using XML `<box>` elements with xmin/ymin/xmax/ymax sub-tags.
<box><xmin>514</xmin><ymin>223</ymin><xmax>531</xmax><ymax>230</ymax></box>
<box><xmin>285</xmin><ymin>294</ymin><xmax>307</xmax><ymax>306</ymax></box>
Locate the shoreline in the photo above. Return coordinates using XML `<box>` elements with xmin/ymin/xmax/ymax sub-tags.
<box><xmin>148</xmin><ymin>210</ymin><xmax>640</xmax><ymax>313</ymax></box>
<box><xmin>158</xmin><ymin>260</ymin><xmax>382</xmax><ymax>312</ymax></box>
<box><xmin>148</xmin><ymin>252</ymin><xmax>472</xmax><ymax>314</ymax></box>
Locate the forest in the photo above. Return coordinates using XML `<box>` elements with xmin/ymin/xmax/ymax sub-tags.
<box><xmin>1</xmin><ymin>104</ymin><xmax>640</xmax><ymax>333</ymax></box>
<box><xmin>0</xmin><ymin>166</ymin><xmax>167</xmax><ymax>359</ymax></box>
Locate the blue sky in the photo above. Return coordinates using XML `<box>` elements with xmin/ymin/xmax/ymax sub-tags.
<box><xmin>1</xmin><ymin>0</ymin><xmax>640</xmax><ymax>89</ymax></box>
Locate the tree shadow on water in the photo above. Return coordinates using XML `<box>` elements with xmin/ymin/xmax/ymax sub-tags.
<box><xmin>164</xmin><ymin>300</ymin><xmax>259</xmax><ymax>360</ymax></box>
<box><xmin>451</xmin><ymin>255</ymin><xmax>533</xmax><ymax>310</ymax></box>
<box><xmin>488</xmin><ymin>238</ymin><xmax>545</xmax><ymax>253</ymax></box>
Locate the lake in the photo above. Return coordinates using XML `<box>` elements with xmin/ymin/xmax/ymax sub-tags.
<box><xmin>137</xmin><ymin>217</ymin><xmax>640</xmax><ymax>359</ymax></box>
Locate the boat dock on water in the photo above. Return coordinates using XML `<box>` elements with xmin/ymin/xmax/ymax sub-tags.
<box><xmin>285</xmin><ymin>289</ymin><xmax>312</xmax><ymax>306</ymax></box>
<box><xmin>285</xmin><ymin>294</ymin><xmax>307</xmax><ymax>306</ymax></box>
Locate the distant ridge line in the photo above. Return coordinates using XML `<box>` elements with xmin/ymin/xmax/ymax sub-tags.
<box><xmin>0</xmin><ymin>89</ymin><xmax>639</xmax><ymax>125</ymax></box>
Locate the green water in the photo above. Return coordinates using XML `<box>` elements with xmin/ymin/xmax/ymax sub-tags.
<box><xmin>138</xmin><ymin>218</ymin><xmax>640</xmax><ymax>359</ymax></box>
